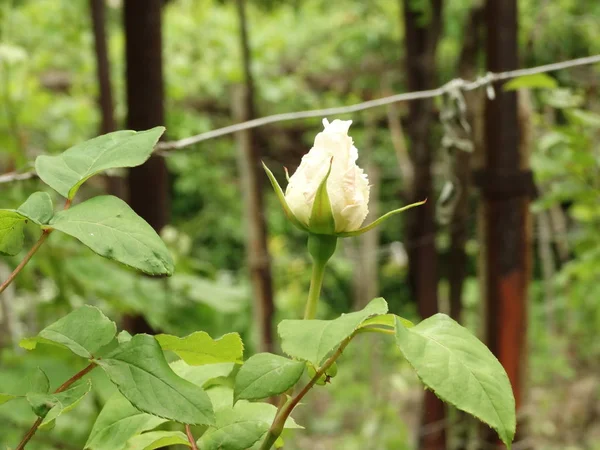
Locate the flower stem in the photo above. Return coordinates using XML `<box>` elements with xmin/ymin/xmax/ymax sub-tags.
<box><xmin>303</xmin><ymin>234</ymin><xmax>337</xmax><ymax>320</ymax></box>
<box><xmin>304</xmin><ymin>259</ymin><xmax>326</xmax><ymax>320</ymax></box>
<box><xmin>16</xmin><ymin>363</ymin><xmax>96</xmax><ymax>450</ymax></box>
<box><xmin>262</xmin><ymin>234</ymin><xmax>338</xmax><ymax>449</ymax></box>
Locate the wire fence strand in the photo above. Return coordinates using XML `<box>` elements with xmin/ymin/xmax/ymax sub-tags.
<box><xmin>2</xmin><ymin>54</ymin><xmax>600</xmax><ymax>185</ymax></box>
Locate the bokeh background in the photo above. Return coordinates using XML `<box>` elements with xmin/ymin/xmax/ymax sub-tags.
<box><xmin>1</xmin><ymin>0</ymin><xmax>600</xmax><ymax>449</ymax></box>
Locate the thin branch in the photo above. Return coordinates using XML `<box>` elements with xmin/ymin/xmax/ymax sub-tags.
<box><xmin>185</xmin><ymin>425</ymin><xmax>199</xmax><ymax>450</ymax></box>
<box><xmin>0</xmin><ymin>198</ymin><xmax>72</xmax><ymax>296</ymax></box>
<box><xmin>0</xmin><ymin>229</ymin><xmax>51</xmax><ymax>296</ymax></box>
<box><xmin>15</xmin><ymin>363</ymin><xmax>97</xmax><ymax>450</ymax></box>
<box><xmin>54</xmin><ymin>363</ymin><xmax>95</xmax><ymax>393</ymax></box>
<box><xmin>15</xmin><ymin>417</ymin><xmax>43</xmax><ymax>450</ymax></box>
<box><xmin>0</xmin><ymin>170</ymin><xmax>37</xmax><ymax>184</ymax></box>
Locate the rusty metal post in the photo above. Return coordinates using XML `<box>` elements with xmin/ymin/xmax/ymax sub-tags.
<box><xmin>478</xmin><ymin>0</ymin><xmax>529</xmax><ymax>443</ymax></box>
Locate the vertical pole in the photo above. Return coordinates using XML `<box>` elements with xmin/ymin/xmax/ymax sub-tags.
<box><xmin>124</xmin><ymin>0</ymin><xmax>169</xmax><ymax>231</ymax></box>
<box><xmin>401</xmin><ymin>1</ymin><xmax>446</xmax><ymax>449</ymax></box>
<box><xmin>481</xmin><ymin>0</ymin><xmax>528</xmax><ymax>444</ymax></box>
<box><xmin>234</xmin><ymin>0</ymin><xmax>275</xmax><ymax>353</ymax></box>
<box><xmin>90</xmin><ymin>0</ymin><xmax>116</xmax><ymax>135</ymax></box>
<box><xmin>122</xmin><ymin>0</ymin><xmax>169</xmax><ymax>334</ymax></box>
<box><xmin>90</xmin><ymin>0</ymin><xmax>124</xmax><ymax>196</ymax></box>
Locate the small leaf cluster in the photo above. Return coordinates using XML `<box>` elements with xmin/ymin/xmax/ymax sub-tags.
<box><xmin>0</xmin><ymin>127</ymin><xmax>173</xmax><ymax>276</ymax></box>
<box><xmin>1</xmin><ymin>297</ymin><xmax>516</xmax><ymax>449</ymax></box>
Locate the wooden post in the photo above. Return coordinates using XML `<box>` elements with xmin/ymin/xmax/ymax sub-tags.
<box><xmin>401</xmin><ymin>1</ymin><xmax>446</xmax><ymax>449</ymax></box>
<box><xmin>448</xmin><ymin>4</ymin><xmax>484</xmax><ymax>325</ymax></box>
<box><xmin>89</xmin><ymin>0</ymin><xmax>125</xmax><ymax>196</ymax></box>
<box><xmin>234</xmin><ymin>0</ymin><xmax>275</xmax><ymax>353</ymax></box>
<box><xmin>122</xmin><ymin>0</ymin><xmax>169</xmax><ymax>334</ymax></box>
<box><xmin>124</xmin><ymin>0</ymin><xmax>169</xmax><ymax>229</ymax></box>
<box><xmin>90</xmin><ymin>0</ymin><xmax>116</xmax><ymax>135</ymax></box>
<box><xmin>352</xmin><ymin>113</ymin><xmax>380</xmax><ymax>310</ymax></box>
<box><xmin>479</xmin><ymin>0</ymin><xmax>529</xmax><ymax>444</ymax></box>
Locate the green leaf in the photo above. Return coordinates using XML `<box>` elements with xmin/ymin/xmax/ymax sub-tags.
<box><xmin>198</xmin><ymin>413</ymin><xmax>266</xmax><ymax>450</ymax></box>
<box><xmin>0</xmin><ymin>392</ymin><xmax>19</xmax><ymax>405</ymax></box>
<box><xmin>0</xmin><ymin>367</ymin><xmax>51</xmax><ymax>406</ymax></box>
<box><xmin>565</xmin><ymin>109</ymin><xmax>600</xmax><ymax>128</ymax></box>
<box><xmin>504</xmin><ymin>73</ymin><xmax>558</xmax><ymax>91</ymax></box>
<box><xmin>35</xmin><ymin>127</ymin><xmax>165</xmax><ymax>199</ymax></box>
<box><xmin>20</xmin><ymin>305</ymin><xmax>117</xmax><ymax>358</ymax></box>
<box><xmin>26</xmin><ymin>380</ymin><xmax>92</xmax><ymax>428</ymax></box>
<box><xmin>125</xmin><ymin>431</ymin><xmax>191</xmax><ymax>450</ymax></box>
<box><xmin>0</xmin><ymin>210</ymin><xmax>26</xmax><ymax>255</ymax></box>
<box><xmin>85</xmin><ymin>392</ymin><xmax>167</xmax><ymax>450</ymax></box>
<box><xmin>308</xmin><ymin>158</ymin><xmax>335</xmax><ymax>234</ymax></box>
<box><xmin>262</xmin><ymin>162</ymin><xmax>308</xmax><ymax>232</ymax></box>
<box><xmin>49</xmin><ymin>195</ymin><xmax>174</xmax><ymax>276</ymax></box>
<box><xmin>338</xmin><ymin>200</ymin><xmax>426</xmax><ymax>237</ymax></box>
<box><xmin>156</xmin><ymin>332</ymin><xmax>243</xmax><ymax>365</ymax></box>
<box><xmin>171</xmin><ymin>274</ymin><xmax>248</xmax><ymax>313</ymax></box>
<box><xmin>97</xmin><ymin>334</ymin><xmax>214</xmax><ymax>425</ymax></box>
<box><xmin>207</xmin><ymin>386</ymin><xmax>236</xmax><ymax>412</ymax></box>
<box><xmin>28</xmin><ymin>367</ymin><xmax>50</xmax><ymax>394</ymax></box>
<box><xmin>541</xmin><ymin>88</ymin><xmax>583</xmax><ymax>109</ymax></box>
<box><xmin>0</xmin><ymin>194</ymin><xmax>54</xmax><ymax>257</ymax></box>
<box><xmin>278</xmin><ymin>297</ymin><xmax>388</xmax><ymax>365</ymax></box>
<box><xmin>395</xmin><ymin>315</ymin><xmax>516</xmax><ymax>448</ymax></box>
<box><xmin>171</xmin><ymin>361</ymin><xmax>236</xmax><ymax>388</ymax></box>
<box><xmin>17</xmin><ymin>192</ymin><xmax>54</xmax><ymax>225</ymax></box>
<box><xmin>234</xmin><ymin>353</ymin><xmax>305</xmax><ymax>402</ymax></box>
<box><xmin>0</xmin><ymin>192</ymin><xmax>55</xmax><ymax>255</ymax></box>
<box><xmin>359</xmin><ymin>314</ymin><xmax>414</xmax><ymax>330</ymax></box>
<box><xmin>118</xmin><ymin>330</ymin><xmax>133</xmax><ymax>344</ymax></box>
<box><xmin>198</xmin><ymin>400</ymin><xmax>302</xmax><ymax>450</ymax></box>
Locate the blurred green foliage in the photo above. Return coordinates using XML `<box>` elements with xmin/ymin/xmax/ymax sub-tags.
<box><xmin>1</xmin><ymin>0</ymin><xmax>600</xmax><ymax>448</ymax></box>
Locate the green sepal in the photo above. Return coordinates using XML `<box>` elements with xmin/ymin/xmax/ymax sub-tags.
<box><xmin>262</xmin><ymin>162</ymin><xmax>308</xmax><ymax>232</ymax></box>
<box><xmin>307</xmin><ymin>233</ymin><xmax>337</xmax><ymax>266</ymax></box>
<box><xmin>308</xmin><ymin>158</ymin><xmax>336</xmax><ymax>235</ymax></box>
<box><xmin>337</xmin><ymin>200</ymin><xmax>427</xmax><ymax>237</ymax></box>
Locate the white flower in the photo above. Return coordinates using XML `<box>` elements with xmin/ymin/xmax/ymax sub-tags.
<box><xmin>285</xmin><ymin>118</ymin><xmax>370</xmax><ymax>233</ymax></box>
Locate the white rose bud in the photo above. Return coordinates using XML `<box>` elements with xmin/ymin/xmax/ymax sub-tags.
<box><xmin>262</xmin><ymin>118</ymin><xmax>425</xmax><ymax>238</ymax></box>
<box><xmin>284</xmin><ymin>119</ymin><xmax>370</xmax><ymax>233</ymax></box>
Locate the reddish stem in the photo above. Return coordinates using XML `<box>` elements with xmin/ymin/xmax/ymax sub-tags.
<box><xmin>0</xmin><ymin>230</ymin><xmax>52</xmax><ymax>296</ymax></box>
<box><xmin>259</xmin><ymin>335</ymin><xmax>353</xmax><ymax>450</ymax></box>
<box><xmin>15</xmin><ymin>363</ymin><xmax>96</xmax><ymax>450</ymax></box>
<box><xmin>0</xmin><ymin>197</ymin><xmax>72</xmax><ymax>296</ymax></box>
<box><xmin>186</xmin><ymin>425</ymin><xmax>199</xmax><ymax>450</ymax></box>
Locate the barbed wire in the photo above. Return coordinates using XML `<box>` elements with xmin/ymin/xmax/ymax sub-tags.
<box><xmin>1</xmin><ymin>54</ymin><xmax>600</xmax><ymax>185</ymax></box>
<box><xmin>0</xmin><ymin>170</ymin><xmax>36</xmax><ymax>184</ymax></box>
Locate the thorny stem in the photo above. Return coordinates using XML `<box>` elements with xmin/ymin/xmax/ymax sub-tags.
<box><xmin>186</xmin><ymin>425</ymin><xmax>199</xmax><ymax>450</ymax></box>
<box><xmin>16</xmin><ymin>363</ymin><xmax>97</xmax><ymax>450</ymax></box>
<box><xmin>0</xmin><ymin>198</ymin><xmax>71</xmax><ymax>296</ymax></box>
<box><xmin>259</xmin><ymin>335</ymin><xmax>355</xmax><ymax>450</ymax></box>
